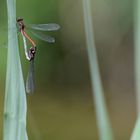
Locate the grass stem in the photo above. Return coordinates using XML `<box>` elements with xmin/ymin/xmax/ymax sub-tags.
<box><xmin>3</xmin><ymin>0</ymin><xmax>28</xmax><ymax>140</ymax></box>
<box><xmin>82</xmin><ymin>0</ymin><xmax>114</xmax><ymax>140</ymax></box>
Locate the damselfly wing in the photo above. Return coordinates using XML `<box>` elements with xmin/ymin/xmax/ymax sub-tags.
<box><xmin>31</xmin><ymin>31</ymin><xmax>55</xmax><ymax>43</ymax></box>
<box><xmin>28</xmin><ymin>23</ymin><xmax>60</xmax><ymax>31</ymax></box>
<box><xmin>0</xmin><ymin>22</ymin><xmax>60</xmax><ymax>47</ymax></box>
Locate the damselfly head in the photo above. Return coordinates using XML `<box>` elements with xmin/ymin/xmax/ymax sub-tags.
<box><xmin>17</xmin><ymin>17</ymin><xmax>23</xmax><ymax>22</ymax></box>
<box><xmin>16</xmin><ymin>17</ymin><xmax>25</xmax><ymax>30</ymax></box>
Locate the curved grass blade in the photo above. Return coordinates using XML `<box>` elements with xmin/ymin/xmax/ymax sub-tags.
<box><xmin>28</xmin><ymin>23</ymin><xmax>60</xmax><ymax>31</ymax></box>
<box><xmin>4</xmin><ymin>0</ymin><xmax>28</xmax><ymax>139</ymax></box>
<box><xmin>26</xmin><ymin>60</ymin><xmax>35</xmax><ymax>94</ymax></box>
<box><xmin>31</xmin><ymin>30</ymin><xmax>55</xmax><ymax>43</ymax></box>
<box><xmin>82</xmin><ymin>0</ymin><xmax>114</xmax><ymax>140</ymax></box>
<box><xmin>131</xmin><ymin>117</ymin><xmax>140</xmax><ymax>140</ymax></box>
<box><xmin>130</xmin><ymin>0</ymin><xmax>140</xmax><ymax>139</ymax></box>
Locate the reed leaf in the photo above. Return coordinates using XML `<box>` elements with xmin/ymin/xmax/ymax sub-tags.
<box><xmin>82</xmin><ymin>0</ymin><xmax>114</xmax><ymax>140</ymax></box>
<box><xmin>130</xmin><ymin>0</ymin><xmax>140</xmax><ymax>139</ymax></box>
<box><xmin>134</xmin><ymin>0</ymin><xmax>140</xmax><ymax>115</ymax></box>
<box><xmin>131</xmin><ymin>117</ymin><xmax>140</xmax><ymax>140</ymax></box>
<box><xmin>3</xmin><ymin>0</ymin><xmax>28</xmax><ymax>139</ymax></box>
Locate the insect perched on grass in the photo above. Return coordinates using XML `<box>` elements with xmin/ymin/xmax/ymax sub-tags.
<box><xmin>7</xmin><ymin>17</ymin><xmax>60</xmax><ymax>94</ymax></box>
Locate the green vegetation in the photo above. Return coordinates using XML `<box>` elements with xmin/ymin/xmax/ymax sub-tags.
<box><xmin>3</xmin><ymin>0</ymin><xmax>28</xmax><ymax>140</ymax></box>
<box><xmin>0</xmin><ymin>0</ymin><xmax>138</xmax><ymax>140</ymax></box>
<box><xmin>82</xmin><ymin>0</ymin><xmax>114</xmax><ymax>139</ymax></box>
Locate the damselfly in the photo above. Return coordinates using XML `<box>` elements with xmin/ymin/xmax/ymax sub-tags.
<box><xmin>2</xmin><ymin>17</ymin><xmax>60</xmax><ymax>94</ymax></box>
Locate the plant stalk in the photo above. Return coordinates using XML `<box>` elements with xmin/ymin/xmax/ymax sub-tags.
<box><xmin>130</xmin><ymin>0</ymin><xmax>140</xmax><ymax>139</ymax></box>
<box><xmin>3</xmin><ymin>0</ymin><xmax>28</xmax><ymax>140</ymax></box>
<box><xmin>82</xmin><ymin>0</ymin><xmax>114</xmax><ymax>140</ymax></box>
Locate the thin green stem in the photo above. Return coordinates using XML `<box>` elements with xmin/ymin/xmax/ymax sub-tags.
<box><xmin>82</xmin><ymin>0</ymin><xmax>114</xmax><ymax>140</ymax></box>
<box><xmin>131</xmin><ymin>117</ymin><xmax>140</xmax><ymax>140</ymax></box>
<box><xmin>130</xmin><ymin>0</ymin><xmax>140</xmax><ymax>139</ymax></box>
<box><xmin>134</xmin><ymin>0</ymin><xmax>140</xmax><ymax>115</ymax></box>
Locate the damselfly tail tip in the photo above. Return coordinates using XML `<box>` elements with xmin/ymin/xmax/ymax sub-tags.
<box><xmin>58</xmin><ymin>24</ymin><xmax>61</xmax><ymax>30</ymax></box>
<box><xmin>26</xmin><ymin>86</ymin><xmax>35</xmax><ymax>94</ymax></box>
<box><xmin>51</xmin><ymin>39</ymin><xmax>55</xmax><ymax>43</ymax></box>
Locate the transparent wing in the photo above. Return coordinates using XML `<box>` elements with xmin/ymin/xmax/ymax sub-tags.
<box><xmin>28</xmin><ymin>23</ymin><xmax>60</xmax><ymax>31</ymax></box>
<box><xmin>26</xmin><ymin>60</ymin><xmax>35</xmax><ymax>94</ymax></box>
<box><xmin>31</xmin><ymin>31</ymin><xmax>55</xmax><ymax>43</ymax></box>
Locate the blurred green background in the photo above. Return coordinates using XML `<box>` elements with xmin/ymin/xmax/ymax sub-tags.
<box><xmin>0</xmin><ymin>0</ymin><xmax>135</xmax><ymax>140</ymax></box>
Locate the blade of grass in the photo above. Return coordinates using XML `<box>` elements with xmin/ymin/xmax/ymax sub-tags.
<box><xmin>134</xmin><ymin>0</ymin><xmax>140</xmax><ymax>115</ymax></box>
<box><xmin>3</xmin><ymin>0</ymin><xmax>28</xmax><ymax>140</ymax></box>
<box><xmin>82</xmin><ymin>0</ymin><xmax>114</xmax><ymax>140</ymax></box>
<box><xmin>131</xmin><ymin>117</ymin><xmax>140</xmax><ymax>140</ymax></box>
<box><xmin>130</xmin><ymin>0</ymin><xmax>140</xmax><ymax>139</ymax></box>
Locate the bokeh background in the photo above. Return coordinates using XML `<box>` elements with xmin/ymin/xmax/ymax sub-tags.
<box><xmin>0</xmin><ymin>0</ymin><xmax>135</xmax><ymax>140</ymax></box>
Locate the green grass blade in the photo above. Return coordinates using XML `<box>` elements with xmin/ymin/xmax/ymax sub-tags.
<box><xmin>134</xmin><ymin>0</ymin><xmax>140</xmax><ymax>115</ymax></box>
<box><xmin>82</xmin><ymin>0</ymin><xmax>114</xmax><ymax>140</ymax></box>
<box><xmin>3</xmin><ymin>0</ymin><xmax>28</xmax><ymax>140</ymax></box>
<box><xmin>130</xmin><ymin>0</ymin><xmax>140</xmax><ymax>139</ymax></box>
<box><xmin>131</xmin><ymin>117</ymin><xmax>140</xmax><ymax>140</ymax></box>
